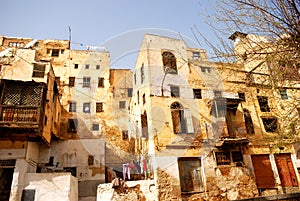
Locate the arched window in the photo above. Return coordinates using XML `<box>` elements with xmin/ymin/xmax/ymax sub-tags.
<box><xmin>171</xmin><ymin>102</ymin><xmax>187</xmax><ymax>134</ymax></box>
<box><xmin>162</xmin><ymin>51</ymin><xmax>177</xmax><ymax>74</ymax></box>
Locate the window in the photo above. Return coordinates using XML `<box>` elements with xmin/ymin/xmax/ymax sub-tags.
<box><xmin>69</xmin><ymin>102</ymin><xmax>76</xmax><ymax>112</ymax></box>
<box><xmin>127</xmin><ymin>88</ymin><xmax>133</xmax><ymax>97</ymax></box>
<box><xmin>83</xmin><ymin>103</ymin><xmax>91</xmax><ymax>113</ymax></box>
<box><xmin>47</xmin><ymin>49</ymin><xmax>51</xmax><ymax>54</ymax></box>
<box><xmin>61</xmin><ymin>49</ymin><xmax>64</xmax><ymax>54</ymax></box>
<box><xmin>69</xmin><ymin>77</ymin><xmax>75</xmax><ymax>87</ymax></box>
<box><xmin>74</xmin><ymin>64</ymin><xmax>79</xmax><ymax>69</ymax></box>
<box><xmin>92</xmin><ymin>123</ymin><xmax>99</xmax><ymax>131</ymax></box>
<box><xmin>297</xmin><ymin>108</ymin><xmax>300</xmax><ymax>116</ymax></box>
<box><xmin>96</xmin><ymin>102</ymin><xmax>103</xmax><ymax>113</ymax></box>
<box><xmin>257</xmin><ymin>96</ymin><xmax>270</xmax><ymax>112</ymax></box>
<box><xmin>243</xmin><ymin>109</ymin><xmax>254</xmax><ymax>134</ymax></box>
<box><xmin>85</xmin><ymin>64</ymin><xmax>89</xmax><ymax>69</ymax></box>
<box><xmin>162</xmin><ymin>51</ymin><xmax>177</xmax><ymax>74</ymax></box>
<box><xmin>9</xmin><ymin>42</ymin><xmax>24</xmax><ymax>47</ymax></box>
<box><xmin>141</xmin><ymin>64</ymin><xmax>145</xmax><ymax>84</ymax></box>
<box><xmin>201</xmin><ymin>67</ymin><xmax>211</xmax><ymax>73</ymax></box>
<box><xmin>63</xmin><ymin>167</ymin><xmax>76</xmax><ymax>177</ymax></box>
<box><xmin>67</xmin><ymin>119</ymin><xmax>78</xmax><ymax>132</ymax></box>
<box><xmin>98</xmin><ymin>77</ymin><xmax>104</xmax><ymax>87</ymax></box>
<box><xmin>83</xmin><ymin>77</ymin><xmax>91</xmax><ymax>87</ymax></box>
<box><xmin>55</xmin><ymin>77</ymin><xmax>60</xmax><ymax>85</ymax></box>
<box><xmin>193</xmin><ymin>89</ymin><xmax>202</xmax><ymax>99</ymax></box>
<box><xmin>215</xmin><ymin>150</ymin><xmax>243</xmax><ymax>166</ymax></box>
<box><xmin>178</xmin><ymin>157</ymin><xmax>203</xmax><ymax>192</ymax></box>
<box><xmin>96</xmin><ymin>65</ymin><xmax>100</xmax><ymax>70</ymax></box>
<box><xmin>51</xmin><ymin>49</ymin><xmax>59</xmax><ymax>57</ymax></box>
<box><xmin>262</xmin><ymin>117</ymin><xmax>278</xmax><ymax>132</ymax></box>
<box><xmin>170</xmin><ymin>86</ymin><xmax>180</xmax><ymax>97</ymax></box>
<box><xmin>143</xmin><ymin>94</ymin><xmax>146</xmax><ymax>104</ymax></box>
<box><xmin>134</xmin><ymin>73</ymin><xmax>137</xmax><ymax>85</ymax></box>
<box><xmin>279</xmin><ymin>89</ymin><xmax>288</xmax><ymax>100</ymax></box>
<box><xmin>119</xmin><ymin>101</ymin><xmax>126</xmax><ymax>109</ymax></box>
<box><xmin>21</xmin><ymin>189</ymin><xmax>35</xmax><ymax>201</ymax></box>
<box><xmin>122</xmin><ymin>130</ymin><xmax>128</xmax><ymax>140</ymax></box>
<box><xmin>238</xmin><ymin>92</ymin><xmax>246</xmax><ymax>102</ymax></box>
<box><xmin>137</xmin><ymin>91</ymin><xmax>140</xmax><ymax>104</ymax></box>
<box><xmin>193</xmin><ymin>52</ymin><xmax>200</xmax><ymax>60</ymax></box>
<box><xmin>88</xmin><ymin>155</ymin><xmax>94</xmax><ymax>165</ymax></box>
<box><xmin>32</xmin><ymin>63</ymin><xmax>46</xmax><ymax>78</ymax></box>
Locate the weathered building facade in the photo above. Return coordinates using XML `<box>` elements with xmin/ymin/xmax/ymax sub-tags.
<box><xmin>130</xmin><ymin>34</ymin><xmax>300</xmax><ymax>200</ymax></box>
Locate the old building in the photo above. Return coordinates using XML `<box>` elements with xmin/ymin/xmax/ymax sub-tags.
<box><xmin>129</xmin><ymin>34</ymin><xmax>300</xmax><ymax>200</ymax></box>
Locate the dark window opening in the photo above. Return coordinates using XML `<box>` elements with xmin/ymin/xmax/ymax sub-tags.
<box><xmin>61</xmin><ymin>49</ymin><xmax>64</xmax><ymax>54</ymax></box>
<box><xmin>215</xmin><ymin>151</ymin><xmax>231</xmax><ymax>165</ymax></box>
<box><xmin>238</xmin><ymin>92</ymin><xmax>246</xmax><ymax>102</ymax></box>
<box><xmin>21</xmin><ymin>189</ymin><xmax>35</xmax><ymax>201</ymax></box>
<box><xmin>98</xmin><ymin>77</ymin><xmax>104</xmax><ymax>87</ymax></box>
<box><xmin>162</xmin><ymin>51</ymin><xmax>177</xmax><ymax>74</ymax></box>
<box><xmin>193</xmin><ymin>89</ymin><xmax>202</xmax><ymax>99</ymax></box>
<box><xmin>83</xmin><ymin>77</ymin><xmax>91</xmax><ymax>87</ymax></box>
<box><xmin>92</xmin><ymin>123</ymin><xmax>99</xmax><ymax>131</ymax></box>
<box><xmin>127</xmin><ymin>88</ymin><xmax>133</xmax><ymax>97</ymax></box>
<box><xmin>214</xmin><ymin>90</ymin><xmax>222</xmax><ymax>98</ymax></box>
<box><xmin>55</xmin><ymin>77</ymin><xmax>60</xmax><ymax>85</ymax></box>
<box><xmin>262</xmin><ymin>117</ymin><xmax>278</xmax><ymax>132</ymax></box>
<box><xmin>141</xmin><ymin>112</ymin><xmax>148</xmax><ymax>138</ymax></box>
<box><xmin>171</xmin><ymin>86</ymin><xmax>180</xmax><ymax>97</ymax></box>
<box><xmin>51</xmin><ymin>49</ymin><xmax>60</xmax><ymax>57</ymax></box>
<box><xmin>74</xmin><ymin>64</ymin><xmax>79</xmax><ymax>69</ymax></box>
<box><xmin>69</xmin><ymin>77</ymin><xmax>75</xmax><ymax>87</ymax></box>
<box><xmin>137</xmin><ymin>91</ymin><xmax>140</xmax><ymax>104</ymax></box>
<box><xmin>96</xmin><ymin>65</ymin><xmax>100</xmax><ymax>70</ymax></box>
<box><xmin>67</xmin><ymin>119</ymin><xmax>78</xmax><ymax>132</ymax></box>
<box><xmin>69</xmin><ymin>102</ymin><xmax>76</xmax><ymax>112</ymax></box>
<box><xmin>96</xmin><ymin>102</ymin><xmax>103</xmax><ymax>113</ymax></box>
<box><xmin>63</xmin><ymin>167</ymin><xmax>76</xmax><ymax>177</ymax></box>
<box><xmin>244</xmin><ymin>109</ymin><xmax>254</xmax><ymax>134</ymax></box>
<box><xmin>83</xmin><ymin>103</ymin><xmax>91</xmax><ymax>113</ymax></box>
<box><xmin>143</xmin><ymin>94</ymin><xmax>146</xmax><ymax>104</ymax></box>
<box><xmin>232</xmin><ymin>151</ymin><xmax>243</xmax><ymax>163</ymax></box>
<box><xmin>134</xmin><ymin>73</ymin><xmax>137</xmax><ymax>85</ymax></box>
<box><xmin>193</xmin><ymin>52</ymin><xmax>200</xmax><ymax>60</ymax></box>
<box><xmin>122</xmin><ymin>130</ymin><xmax>128</xmax><ymax>140</ymax></box>
<box><xmin>297</xmin><ymin>108</ymin><xmax>300</xmax><ymax>116</ymax></box>
<box><xmin>141</xmin><ymin>63</ymin><xmax>145</xmax><ymax>84</ymax></box>
<box><xmin>201</xmin><ymin>67</ymin><xmax>211</xmax><ymax>73</ymax></box>
<box><xmin>88</xmin><ymin>155</ymin><xmax>94</xmax><ymax>165</ymax></box>
<box><xmin>257</xmin><ymin>96</ymin><xmax>270</xmax><ymax>112</ymax></box>
<box><xmin>178</xmin><ymin>157</ymin><xmax>203</xmax><ymax>192</ymax></box>
<box><xmin>119</xmin><ymin>101</ymin><xmax>126</xmax><ymax>109</ymax></box>
<box><xmin>279</xmin><ymin>89</ymin><xmax>288</xmax><ymax>100</ymax></box>
<box><xmin>32</xmin><ymin>63</ymin><xmax>46</xmax><ymax>78</ymax></box>
<box><xmin>85</xmin><ymin>64</ymin><xmax>89</xmax><ymax>69</ymax></box>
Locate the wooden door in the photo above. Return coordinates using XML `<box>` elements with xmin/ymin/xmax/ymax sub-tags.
<box><xmin>251</xmin><ymin>155</ymin><xmax>276</xmax><ymax>188</ymax></box>
<box><xmin>275</xmin><ymin>154</ymin><xmax>298</xmax><ymax>187</ymax></box>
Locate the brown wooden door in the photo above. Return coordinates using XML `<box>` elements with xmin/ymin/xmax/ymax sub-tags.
<box><xmin>251</xmin><ymin>155</ymin><xmax>276</xmax><ymax>188</ymax></box>
<box><xmin>275</xmin><ymin>154</ymin><xmax>298</xmax><ymax>187</ymax></box>
<box><xmin>172</xmin><ymin>109</ymin><xmax>181</xmax><ymax>134</ymax></box>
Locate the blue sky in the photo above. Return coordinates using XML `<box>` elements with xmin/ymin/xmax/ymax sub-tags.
<box><xmin>0</xmin><ymin>0</ymin><xmax>220</xmax><ymax>68</ymax></box>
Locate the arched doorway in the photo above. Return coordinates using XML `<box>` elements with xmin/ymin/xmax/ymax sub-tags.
<box><xmin>171</xmin><ymin>102</ymin><xmax>187</xmax><ymax>134</ymax></box>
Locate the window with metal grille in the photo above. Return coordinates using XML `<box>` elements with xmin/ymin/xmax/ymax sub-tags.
<box><xmin>51</xmin><ymin>49</ymin><xmax>59</xmax><ymax>57</ymax></box>
<box><xmin>83</xmin><ymin>103</ymin><xmax>91</xmax><ymax>113</ymax></box>
<box><xmin>0</xmin><ymin>159</ymin><xmax>16</xmax><ymax>167</ymax></box>
<box><xmin>92</xmin><ymin>123</ymin><xmax>99</xmax><ymax>131</ymax></box>
<box><xmin>193</xmin><ymin>89</ymin><xmax>202</xmax><ymax>99</ymax></box>
<box><xmin>170</xmin><ymin>86</ymin><xmax>180</xmax><ymax>97</ymax></box>
<box><xmin>98</xmin><ymin>77</ymin><xmax>104</xmax><ymax>87</ymax></box>
<box><xmin>262</xmin><ymin>117</ymin><xmax>278</xmax><ymax>132</ymax></box>
<box><xmin>96</xmin><ymin>102</ymin><xmax>103</xmax><ymax>112</ymax></box>
<box><xmin>69</xmin><ymin>77</ymin><xmax>75</xmax><ymax>87</ymax></box>
<box><xmin>215</xmin><ymin>151</ymin><xmax>231</xmax><ymax>165</ymax></box>
<box><xmin>122</xmin><ymin>130</ymin><xmax>128</xmax><ymax>140</ymax></box>
<box><xmin>119</xmin><ymin>101</ymin><xmax>126</xmax><ymax>109</ymax></box>
<box><xmin>67</xmin><ymin>119</ymin><xmax>77</xmax><ymax>132</ymax></box>
<box><xmin>69</xmin><ymin>102</ymin><xmax>76</xmax><ymax>112</ymax></box>
<box><xmin>257</xmin><ymin>96</ymin><xmax>270</xmax><ymax>112</ymax></box>
<box><xmin>32</xmin><ymin>63</ymin><xmax>46</xmax><ymax>78</ymax></box>
<box><xmin>83</xmin><ymin>77</ymin><xmax>91</xmax><ymax>87</ymax></box>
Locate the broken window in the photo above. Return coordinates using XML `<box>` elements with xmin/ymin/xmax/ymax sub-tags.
<box><xmin>69</xmin><ymin>102</ymin><xmax>76</xmax><ymax>112</ymax></box>
<box><xmin>92</xmin><ymin>123</ymin><xmax>99</xmax><ymax>131</ymax></box>
<box><xmin>279</xmin><ymin>89</ymin><xmax>288</xmax><ymax>100</ymax></box>
<box><xmin>83</xmin><ymin>103</ymin><xmax>91</xmax><ymax>113</ymax></box>
<box><xmin>193</xmin><ymin>52</ymin><xmax>200</xmax><ymax>60</ymax></box>
<box><xmin>127</xmin><ymin>88</ymin><xmax>133</xmax><ymax>97</ymax></box>
<box><xmin>178</xmin><ymin>157</ymin><xmax>203</xmax><ymax>192</ymax></box>
<box><xmin>193</xmin><ymin>89</ymin><xmax>202</xmax><ymax>99</ymax></box>
<box><xmin>67</xmin><ymin>119</ymin><xmax>77</xmax><ymax>132</ymax></box>
<box><xmin>32</xmin><ymin>63</ymin><xmax>46</xmax><ymax>78</ymax></box>
<box><xmin>238</xmin><ymin>92</ymin><xmax>246</xmax><ymax>102</ymax></box>
<box><xmin>83</xmin><ymin>77</ymin><xmax>91</xmax><ymax>87</ymax></box>
<box><xmin>51</xmin><ymin>49</ymin><xmax>59</xmax><ymax>57</ymax></box>
<box><xmin>162</xmin><ymin>52</ymin><xmax>177</xmax><ymax>73</ymax></box>
<box><xmin>141</xmin><ymin>63</ymin><xmax>145</xmax><ymax>84</ymax></box>
<box><xmin>170</xmin><ymin>86</ymin><xmax>180</xmax><ymax>97</ymax></box>
<box><xmin>257</xmin><ymin>96</ymin><xmax>270</xmax><ymax>112</ymax></box>
<box><xmin>119</xmin><ymin>101</ymin><xmax>126</xmax><ymax>109</ymax></box>
<box><xmin>98</xmin><ymin>77</ymin><xmax>104</xmax><ymax>87</ymax></box>
<box><xmin>243</xmin><ymin>109</ymin><xmax>254</xmax><ymax>134</ymax></box>
<box><xmin>122</xmin><ymin>130</ymin><xmax>128</xmax><ymax>140</ymax></box>
<box><xmin>88</xmin><ymin>155</ymin><xmax>94</xmax><ymax>165</ymax></box>
<box><xmin>69</xmin><ymin>77</ymin><xmax>75</xmax><ymax>87</ymax></box>
<box><xmin>96</xmin><ymin>102</ymin><xmax>103</xmax><ymax>113</ymax></box>
<box><xmin>262</xmin><ymin>117</ymin><xmax>278</xmax><ymax>132</ymax></box>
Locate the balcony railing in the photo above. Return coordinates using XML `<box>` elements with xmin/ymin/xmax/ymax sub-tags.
<box><xmin>0</xmin><ymin>106</ymin><xmax>41</xmax><ymax>124</ymax></box>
